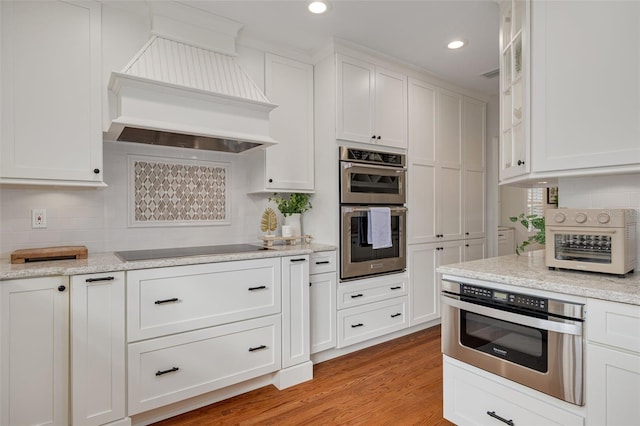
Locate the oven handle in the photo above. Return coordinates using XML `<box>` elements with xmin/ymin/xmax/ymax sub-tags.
<box><xmin>441</xmin><ymin>293</ymin><xmax>583</xmax><ymax>336</ymax></box>
<box><xmin>547</xmin><ymin>226</ymin><xmax>617</xmax><ymax>235</ymax></box>
<box><xmin>343</xmin><ymin>206</ymin><xmax>408</xmax><ymax>213</ymax></box>
<box><xmin>342</xmin><ymin>162</ymin><xmax>407</xmax><ymax>173</ymax></box>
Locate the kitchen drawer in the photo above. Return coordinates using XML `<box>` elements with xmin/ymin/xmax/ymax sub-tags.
<box><xmin>128</xmin><ymin>315</ymin><xmax>281</xmax><ymax>415</ymax></box>
<box><xmin>444</xmin><ymin>356</ymin><xmax>584</xmax><ymax>426</ymax></box>
<box><xmin>338</xmin><ymin>273</ymin><xmax>408</xmax><ymax>309</ymax></box>
<box><xmin>337</xmin><ymin>296</ymin><xmax>408</xmax><ymax>348</ymax></box>
<box><xmin>587</xmin><ymin>298</ymin><xmax>640</xmax><ymax>353</ymax></box>
<box><xmin>127</xmin><ymin>258</ymin><xmax>281</xmax><ymax>342</ymax></box>
<box><xmin>310</xmin><ymin>250</ymin><xmax>337</xmax><ymax>275</ymax></box>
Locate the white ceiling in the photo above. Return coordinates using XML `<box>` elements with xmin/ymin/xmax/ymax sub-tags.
<box><xmin>178</xmin><ymin>0</ymin><xmax>501</xmax><ymax>96</ymax></box>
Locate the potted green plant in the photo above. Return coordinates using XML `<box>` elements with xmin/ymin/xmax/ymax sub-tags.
<box><xmin>269</xmin><ymin>193</ymin><xmax>312</xmax><ymax>237</ymax></box>
<box><xmin>509</xmin><ymin>213</ymin><xmax>545</xmax><ymax>255</ymax></box>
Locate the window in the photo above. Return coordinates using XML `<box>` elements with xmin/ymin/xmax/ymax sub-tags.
<box><xmin>526</xmin><ymin>187</ymin><xmax>545</xmax><ymax>230</ymax></box>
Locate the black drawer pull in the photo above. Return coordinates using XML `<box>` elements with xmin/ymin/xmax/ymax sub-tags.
<box><xmin>248</xmin><ymin>285</ymin><xmax>267</xmax><ymax>291</ymax></box>
<box><xmin>154</xmin><ymin>298</ymin><xmax>179</xmax><ymax>305</ymax></box>
<box><xmin>486</xmin><ymin>411</ymin><xmax>514</xmax><ymax>426</ymax></box>
<box><xmin>315</xmin><ymin>260</ymin><xmax>330</xmax><ymax>265</ymax></box>
<box><xmin>351</xmin><ymin>293</ymin><xmax>364</xmax><ymax>299</ymax></box>
<box><xmin>290</xmin><ymin>258</ymin><xmax>307</xmax><ymax>262</ymax></box>
<box><xmin>85</xmin><ymin>276</ymin><xmax>115</xmax><ymax>283</ymax></box>
<box><xmin>249</xmin><ymin>345</ymin><xmax>267</xmax><ymax>352</ymax></box>
<box><xmin>351</xmin><ymin>323</ymin><xmax>364</xmax><ymax>328</ymax></box>
<box><xmin>391</xmin><ymin>313</ymin><xmax>402</xmax><ymax>318</ymax></box>
<box><xmin>390</xmin><ymin>286</ymin><xmax>401</xmax><ymax>290</ymax></box>
<box><xmin>155</xmin><ymin>367</ymin><xmax>179</xmax><ymax>376</ymax></box>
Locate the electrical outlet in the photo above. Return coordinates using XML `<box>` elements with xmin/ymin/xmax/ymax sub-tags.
<box><xmin>31</xmin><ymin>209</ymin><xmax>47</xmax><ymax>229</ymax></box>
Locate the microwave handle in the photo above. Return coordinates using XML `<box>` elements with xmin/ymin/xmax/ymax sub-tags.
<box><xmin>547</xmin><ymin>227</ymin><xmax>617</xmax><ymax>235</ymax></box>
<box><xmin>342</xmin><ymin>162</ymin><xmax>406</xmax><ymax>173</ymax></box>
<box><xmin>440</xmin><ymin>293</ymin><xmax>582</xmax><ymax>336</ymax></box>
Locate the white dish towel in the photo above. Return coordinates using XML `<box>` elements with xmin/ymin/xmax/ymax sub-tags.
<box><xmin>367</xmin><ymin>207</ymin><xmax>392</xmax><ymax>249</ymax></box>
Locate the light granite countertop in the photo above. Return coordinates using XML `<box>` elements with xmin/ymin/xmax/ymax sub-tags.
<box><xmin>0</xmin><ymin>243</ymin><xmax>336</xmax><ymax>281</ymax></box>
<box><xmin>437</xmin><ymin>250</ymin><xmax>640</xmax><ymax>306</ymax></box>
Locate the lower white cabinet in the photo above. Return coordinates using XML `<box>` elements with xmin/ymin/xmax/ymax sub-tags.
<box><xmin>464</xmin><ymin>238</ymin><xmax>486</xmax><ymax>261</ymax></box>
<box><xmin>128</xmin><ymin>315</ymin><xmax>281</xmax><ymax>415</ymax></box>
<box><xmin>337</xmin><ymin>296</ymin><xmax>408</xmax><ymax>348</ymax></box>
<box><xmin>70</xmin><ymin>272</ymin><xmax>126</xmax><ymax>426</ymax></box>
<box><xmin>310</xmin><ymin>251</ymin><xmax>337</xmax><ymax>354</ymax></box>
<box><xmin>586</xmin><ymin>299</ymin><xmax>640</xmax><ymax>426</ymax></box>
<box><xmin>1</xmin><ymin>276</ymin><xmax>69</xmax><ymax>426</ymax></box>
<box><xmin>281</xmin><ymin>255</ymin><xmax>310</xmax><ymax>368</ymax></box>
<box><xmin>444</xmin><ymin>356</ymin><xmax>584</xmax><ymax>426</ymax></box>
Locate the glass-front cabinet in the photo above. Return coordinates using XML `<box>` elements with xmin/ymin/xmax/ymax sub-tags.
<box><xmin>499</xmin><ymin>0</ymin><xmax>529</xmax><ymax>181</ymax></box>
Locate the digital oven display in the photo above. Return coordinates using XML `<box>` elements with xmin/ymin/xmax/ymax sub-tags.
<box><xmin>492</xmin><ymin>291</ymin><xmax>508</xmax><ymax>302</ymax></box>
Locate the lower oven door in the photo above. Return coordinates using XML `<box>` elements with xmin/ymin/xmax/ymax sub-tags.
<box><xmin>340</xmin><ymin>206</ymin><xmax>406</xmax><ymax>280</ymax></box>
<box><xmin>441</xmin><ymin>293</ymin><xmax>584</xmax><ymax>405</ymax></box>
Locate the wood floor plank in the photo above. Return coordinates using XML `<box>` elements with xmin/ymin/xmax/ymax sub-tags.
<box><xmin>153</xmin><ymin>325</ymin><xmax>453</xmax><ymax>425</ymax></box>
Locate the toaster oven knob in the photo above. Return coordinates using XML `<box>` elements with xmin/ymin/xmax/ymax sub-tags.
<box><xmin>597</xmin><ymin>212</ymin><xmax>611</xmax><ymax>224</ymax></box>
<box><xmin>575</xmin><ymin>213</ymin><xmax>588</xmax><ymax>223</ymax></box>
<box><xmin>553</xmin><ymin>212</ymin><xmax>566</xmax><ymax>223</ymax></box>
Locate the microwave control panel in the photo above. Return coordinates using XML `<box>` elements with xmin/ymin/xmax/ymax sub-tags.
<box><xmin>461</xmin><ymin>284</ymin><xmax>548</xmax><ymax>312</ymax></box>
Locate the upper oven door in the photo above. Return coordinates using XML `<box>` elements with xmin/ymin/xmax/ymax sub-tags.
<box><xmin>340</xmin><ymin>162</ymin><xmax>406</xmax><ymax>205</ymax></box>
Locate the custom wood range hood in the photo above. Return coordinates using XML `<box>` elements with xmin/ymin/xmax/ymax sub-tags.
<box><xmin>104</xmin><ymin>2</ymin><xmax>278</xmax><ymax>154</ymax></box>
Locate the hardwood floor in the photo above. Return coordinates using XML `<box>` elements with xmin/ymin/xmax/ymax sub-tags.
<box><xmin>154</xmin><ymin>326</ymin><xmax>453</xmax><ymax>426</ymax></box>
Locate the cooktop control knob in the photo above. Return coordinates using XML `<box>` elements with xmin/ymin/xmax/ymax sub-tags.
<box><xmin>597</xmin><ymin>212</ymin><xmax>611</xmax><ymax>224</ymax></box>
<box><xmin>575</xmin><ymin>213</ymin><xmax>588</xmax><ymax>224</ymax></box>
<box><xmin>553</xmin><ymin>212</ymin><xmax>566</xmax><ymax>223</ymax></box>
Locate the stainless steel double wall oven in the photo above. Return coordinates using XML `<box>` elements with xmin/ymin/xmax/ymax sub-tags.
<box><xmin>339</xmin><ymin>147</ymin><xmax>407</xmax><ymax>280</ymax></box>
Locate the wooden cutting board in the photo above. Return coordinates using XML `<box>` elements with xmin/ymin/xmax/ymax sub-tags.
<box><xmin>10</xmin><ymin>246</ymin><xmax>88</xmax><ymax>264</ymax></box>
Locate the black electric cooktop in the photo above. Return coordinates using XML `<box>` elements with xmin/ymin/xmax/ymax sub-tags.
<box><xmin>115</xmin><ymin>244</ymin><xmax>270</xmax><ymax>262</ymax></box>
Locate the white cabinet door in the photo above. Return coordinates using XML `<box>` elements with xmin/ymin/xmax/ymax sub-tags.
<box><xmin>281</xmin><ymin>255</ymin><xmax>310</xmax><ymax>368</ymax></box>
<box><xmin>310</xmin><ymin>272</ymin><xmax>336</xmax><ymax>354</ymax></box>
<box><xmin>587</xmin><ymin>344</ymin><xmax>640</xmax><ymax>426</ymax></box>
<box><xmin>1</xmin><ymin>277</ymin><xmax>69</xmax><ymax>426</ymax></box>
<box><xmin>531</xmin><ymin>1</ymin><xmax>640</xmax><ymax>174</ymax></box>
<box><xmin>251</xmin><ymin>54</ymin><xmax>314</xmax><ymax>192</ymax></box>
<box><xmin>463</xmin><ymin>97</ymin><xmax>486</xmax><ymax>240</ymax></box>
<box><xmin>336</xmin><ymin>54</ymin><xmax>375</xmax><ymax>144</ymax></box>
<box><xmin>408</xmin><ymin>78</ymin><xmax>438</xmax><ymax>245</ymax></box>
<box><xmin>408</xmin><ymin>244</ymin><xmax>439</xmax><ymax>325</ymax></box>
<box><xmin>71</xmin><ymin>272</ymin><xmax>126</xmax><ymax>426</ymax></box>
<box><xmin>464</xmin><ymin>238</ymin><xmax>486</xmax><ymax>262</ymax></box>
<box><xmin>336</xmin><ymin>54</ymin><xmax>407</xmax><ymax>149</ymax></box>
<box><xmin>437</xmin><ymin>89</ymin><xmax>463</xmax><ymax>242</ymax></box>
<box><xmin>375</xmin><ymin>67</ymin><xmax>407</xmax><ymax>149</ymax></box>
<box><xmin>0</xmin><ymin>0</ymin><xmax>104</xmax><ymax>186</ymax></box>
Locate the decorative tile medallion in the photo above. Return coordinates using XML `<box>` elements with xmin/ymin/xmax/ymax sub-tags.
<box><xmin>128</xmin><ymin>155</ymin><xmax>230</xmax><ymax>226</ymax></box>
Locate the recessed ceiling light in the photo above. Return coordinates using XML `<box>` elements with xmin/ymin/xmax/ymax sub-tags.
<box><xmin>447</xmin><ymin>40</ymin><xmax>465</xmax><ymax>50</ymax></box>
<box><xmin>308</xmin><ymin>1</ymin><xmax>328</xmax><ymax>14</ymax></box>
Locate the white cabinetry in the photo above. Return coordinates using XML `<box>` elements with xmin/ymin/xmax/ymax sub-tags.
<box><xmin>0</xmin><ymin>0</ymin><xmax>104</xmax><ymax>187</ymax></box>
<box><xmin>1</xmin><ymin>276</ymin><xmax>69</xmax><ymax>426</ymax></box>
<box><xmin>336</xmin><ymin>273</ymin><xmax>409</xmax><ymax>348</ymax></box>
<box><xmin>586</xmin><ymin>299</ymin><xmax>640</xmax><ymax>426</ymax></box>
<box><xmin>281</xmin><ymin>255</ymin><xmax>310</xmax><ymax>368</ymax></box>
<box><xmin>499</xmin><ymin>0</ymin><xmax>640</xmax><ymax>185</ymax></box>
<box><xmin>248</xmin><ymin>54</ymin><xmax>314</xmax><ymax>192</ymax></box>
<box><xmin>70</xmin><ymin>272</ymin><xmax>126</xmax><ymax>426</ymax></box>
<box><xmin>408</xmin><ymin>241</ymin><xmax>463</xmax><ymax>326</ymax></box>
<box><xmin>125</xmin><ymin>258</ymin><xmax>284</xmax><ymax>414</ymax></box>
<box><xmin>444</xmin><ymin>356</ymin><xmax>584</xmax><ymax>426</ymax></box>
<box><xmin>463</xmin><ymin>97</ymin><xmax>486</xmax><ymax>240</ymax></box>
<box><xmin>336</xmin><ymin>54</ymin><xmax>407</xmax><ymax>149</ymax></box>
<box><xmin>309</xmin><ymin>251</ymin><xmax>337</xmax><ymax>354</ymax></box>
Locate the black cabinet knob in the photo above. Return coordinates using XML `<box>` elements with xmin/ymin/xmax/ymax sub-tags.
<box><xmin>371</xmin><ymin>135</ymin><xmax>377</xmax><ymax>139</ymax></box>
<box><xmin>465</xmin><ymin>232</ymin><xmax>470</xmax><ymax>235</ymax></box>
<box><xmin>93</xmin><ymin>168</ymin><xmax>100</xmax><ymax>174</ymax></box>
<box><xmin>58</xmin><ymin>285</ymin><xmax>66</xmax><ymax>292</ymax></box>
<box><xmin>517</xmin><ymin>160</ymin><xmax>525</xmax><ymax>166</ymax></box>
<box><xmin>377</xmin><ymin>136</ymin><xmax>381</xmax><ymax>140</ymax></box>
<box><xmin>268</xmin><ymin>178</ymin><xmax>273</xmax><ymax>183</ymax></box>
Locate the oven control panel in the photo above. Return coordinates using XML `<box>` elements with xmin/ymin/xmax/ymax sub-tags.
<box><xmin>461</xmin><ymin>284</ymin><xmax>548</xmax><ymax>312</ymax></box>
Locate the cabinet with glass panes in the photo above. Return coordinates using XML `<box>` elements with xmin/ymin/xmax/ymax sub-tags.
<box><xmin>499</xmin><ymin>0</ymin><xmax>529</xmax><ymax>181</ymax></box>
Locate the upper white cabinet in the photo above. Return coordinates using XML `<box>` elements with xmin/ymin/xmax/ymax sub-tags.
<box><xmin>499</xmin><ymin>0</ymin><xmax>640</xmax><ymax>185</ymax></box>
<box><xmin>499</xmin><ymin>0</ymin><xmax>529</xmax><ymax>181</ymax></box>
<box><xmin>0</xmin><ymin>0</ymin><xmax>105</xmax><ymax>187</ymax></box>
<box><xmin>336</xmin><ymin>54</ymin><xmax>407</xmax><ymax>149</ymax></box>
<box><xmin>248</xmin><ymin>54</ymin><xmax>315</xmax><ymax>192</ymax></box>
